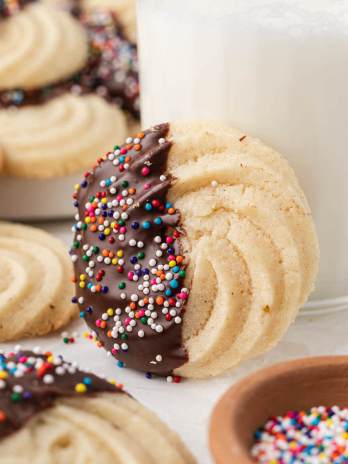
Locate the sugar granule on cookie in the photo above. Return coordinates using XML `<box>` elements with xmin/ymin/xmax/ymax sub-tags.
<box><xmin>71</xmin><ymin>121</ymin><xmax>319</xmax><ymax>379</ymax></box>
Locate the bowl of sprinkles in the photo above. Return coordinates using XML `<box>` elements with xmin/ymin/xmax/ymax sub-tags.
<box><xmin>209</xmin><ymin>356</ymin><xmax>348</xmax><ymax>464</ymax></box>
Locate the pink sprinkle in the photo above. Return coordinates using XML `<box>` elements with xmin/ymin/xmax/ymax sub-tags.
<box><xmin>141</xmin><ymin>167</ymin><xmax>150</xmax><ymax>176</ymax></box>
<box><xmin>144</xmin><ymin>183</ymin><xmax>151</xmax><ymax>190</ymax></box>
<box><xmin>178</xmin><ymin>292</ymin><xmax>188</xmax><ymax>300</ymax></box>
<box><xmin>124</xmin><ymin>317</ymin><xmax>132</xmax><ymax>326</ymax></box>
<box><xmin>128</xmin><ymin>272</ymin><xmax>134</xmax><ymax>280</ymax></box>
<box><xmin>166</xmin><ymin>236</ymin><xmax>174</xmax><ymax>244</ymax></box>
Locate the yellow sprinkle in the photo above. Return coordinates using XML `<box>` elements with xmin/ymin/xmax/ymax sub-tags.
<box><xmin>74</xmin><ymin>184</ymin><xmax>80</xmax><ymax>190</ymax></box>
<box><xmin>80</xmin><ymin>274</ymin><xmax>86</xmax><ymax>281</ymax></box>
<box><xmin>112</xmin><ymin>258</ymin><xmax>118</xmax><ymax>265</ymax></box>
<box><xmin>47</xmin><ymin>355</ymin><xmax>54</xmax><ymax>363</ymax></box>
<box><xmin>79</xmin><ymin>282</ymin><xmax>86</xmax><ymax>289</ymax></box>
<box><xmin>107</xmin><ymin>308</ymin><xmax>114</xmax><ymax>316</ymax></box>
<box><xmin>104</xmin><ymin>228</ymin><xmax>111</xmax><ymax>236</ymax></box>
<box><xmin>85</xmin><ymin>217</ymin><xmax>91</xmax><ymax>224</ymax></box>
<box><xmin>0</xmin><ymin>371</ymin><xmax>8</xmax><ymax>380</ymax></box>
<box><xmin>117</xmin><ymin>250</ymin><xmax>123</xmax><ymax>258</ymax></box>
<box><xmin>169</xmin><ymin>260</ymin><xmax>176</xmax><ymax>267</ymax></box>
<box><xmin>101</xmin><ymin>198</ymin><xmax>107</xmax><ymax>204</ymax></box>
<box><xmin>75</xmin><ymin>383</ymin><xmax>87</xmax><ymax>393</ymax></box>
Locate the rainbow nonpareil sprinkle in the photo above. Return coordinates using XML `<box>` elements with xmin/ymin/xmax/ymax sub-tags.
<box><xmin>251</xmin><ymin>406</ymin><xmax>348</xmax><ymax>463</ymax></box>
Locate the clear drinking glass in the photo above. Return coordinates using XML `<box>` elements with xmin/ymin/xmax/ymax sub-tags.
<box><xmin>137</xmin><ymin>0</ymin><xmax>348</xmax><ymax>314</ymax></box>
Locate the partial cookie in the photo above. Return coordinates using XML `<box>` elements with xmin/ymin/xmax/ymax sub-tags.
<box><xmin>84</xmin><ymin>0</ymin><xmax>137</xmax><ymax>42</ymax></box>
<box><xmin>71</xmin><ymin>122</ymin><xmax>319</xmax><ymax>379</ymax></box>
<box><xmin>0</xmin><ymin>2</ymin><xmax>88</xmax><ymax>89</ymax></box>
<box><xmin>0</xmin><ymin>94</ymin><xmax>128</xmax><ymax>178</ymax></box>
<box><xmin>0</xmin><ymin>349</ymin><xmax>195</xmax><ymax>464</ymax></box>
<box><xmin>0</xmin><ymin>222</ymin><xmax>76</xmax><ymax>340</ymax></box>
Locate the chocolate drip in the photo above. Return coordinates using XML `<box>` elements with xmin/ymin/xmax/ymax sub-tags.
<box><xmin>72</xmin><ymin>124</ymin><xmax>189</xmax><ymax>376</ymax></box>
<box><xmin>0</xmin><ymin>350</ymin><xmax>121</xmax><ymax>440</ymax></box>
<box><xmin>0</xmin><ymin>7</ymin><xmax>139</xmax><ymax>119</ymax></box>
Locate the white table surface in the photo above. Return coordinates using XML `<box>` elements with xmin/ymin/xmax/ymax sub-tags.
<box><xmin>2</xmin><ymin>220</ymin><xmax>348</xmax><ymax>464</ymax></box>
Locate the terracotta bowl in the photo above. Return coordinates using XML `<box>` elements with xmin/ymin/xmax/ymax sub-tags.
<box><xmin>209</xmin><ymin>356</ymin><xmax>348</xmax><ymax>464</ymax></box>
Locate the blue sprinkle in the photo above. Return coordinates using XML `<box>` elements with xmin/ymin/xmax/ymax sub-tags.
<box><xmin>170</xmin><ymin>280</ymin><xmax>179</xmax><ymax>289</ymax></box>
<box><xmin>142</xmin><ymin>221</ymin><xmax>151</xmax><ymax>229</ymax></box>
<box><xmin>83</xmin><ymin>376</ymin><xmax>92</xmax><ymax>385</ymax></box>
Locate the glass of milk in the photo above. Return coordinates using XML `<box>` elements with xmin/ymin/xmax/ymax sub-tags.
<box><xmin>137</xmin><ymin>0</ymin><xmax>348</xmax><ymax>314</ymax></box>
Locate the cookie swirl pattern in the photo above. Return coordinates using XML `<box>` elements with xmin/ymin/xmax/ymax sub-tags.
<box><xmin>72</xmin><ymin>122</ymin><xmax>319</xmax><ymax>378</ymax></box>
<box><xmin>0</xmin><ymin>2</ymin><xmax>88</xmax><ymax>89</ymax></box>
<box><xmin>0</xmin><ymin>94</ymin><xmax>127</xmax><ymax>177</ymax></box>
<box><xmin>0</xmin><ymin>350</ymin><xmax>195</xmax><ymax>463</ymax></box>
<box><xmin>0</xmin><ymin>223</ymin><xmax>75</xmax><ymax>340</ymax></box>
<box><xmin>167</xmin><ymin>122</ymin><xmax>319</xmax><ymax>378</ymax></box>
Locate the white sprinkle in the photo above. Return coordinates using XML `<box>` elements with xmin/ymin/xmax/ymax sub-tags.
<box><xmin>43</xmin><ymin>374</ymin><xmax>54</xmax><ymax>384</ymax></box>
<box><xmin>13</xmin><ymin>385</ymin><xmax>23</xmax><ymax>393</ymax></box>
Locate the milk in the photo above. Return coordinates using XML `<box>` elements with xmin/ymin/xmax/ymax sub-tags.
<box><xmin>137</xmin><ymin>0</ymin><xmax>348</xmax><ymax>313</ymax></box>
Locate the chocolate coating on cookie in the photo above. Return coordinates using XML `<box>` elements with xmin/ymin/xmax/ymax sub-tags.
<box><xmin>0</xmin><ymin>349</ymin><xmax>121</xmax><ymax>440</ymax></box>
<box><xmin>71</xmin><ymin>124</ymin><xmax>189</xmax><ymax>376</ymax></box>
<box><xmin>0</xmin><ymin>8</ymin><xmax>139</xmax><ymax>119</ymax></box>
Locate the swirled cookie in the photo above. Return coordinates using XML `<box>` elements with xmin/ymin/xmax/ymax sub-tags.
<box><xmin>71</xmin><ymin>122</ymin><xmax>319</xmax><ymax>379</ymax></box>
<box><xmin>0</xmin><ymin>2</ymin><xmax>88</xmax><ymax>89</ymax></box>
<box><xmin>0</xmin><ymin>222</ymin><xmax>75</xmax><ymax>340</ymax></box>
<box><xmin>0</xmin><ymin>349</ymin><xmax>195</xmax><ymax>464</ymax></box>
<box><xmin>0</xmin><ymin>0</ymin><xmax>138</xmax><ymax>178</ymax></box>
<box><xmin>0</xmin><ymin>94</ymin><xmax>127</xmax><ymax>177</ymax></box>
